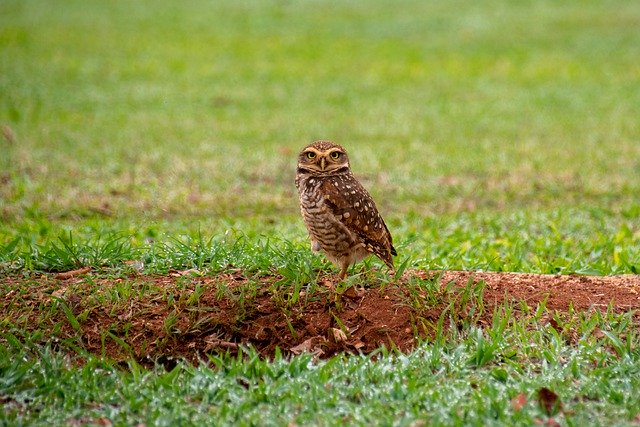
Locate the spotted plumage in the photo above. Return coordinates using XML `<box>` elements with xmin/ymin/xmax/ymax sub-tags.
<box><xmin>295</xmin><ymin>140</ymin><xmax>397</xmax><ymax>279</ymax></box>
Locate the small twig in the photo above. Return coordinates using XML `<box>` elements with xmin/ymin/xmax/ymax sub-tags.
<box><xmin>55</xmin><ymin>267</ymin><xmax>91</xmax><ymax>280</ymax></box>
<box><xmin>204</xmin><ymin>338</ymin><xmax>239</xmax><ymax>352</ymax></box>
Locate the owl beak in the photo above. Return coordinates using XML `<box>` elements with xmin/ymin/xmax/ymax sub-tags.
<box><xmin>320</xmin><ymin>157</ymin><xmax>326</xmax><ymax>171</ymax></box>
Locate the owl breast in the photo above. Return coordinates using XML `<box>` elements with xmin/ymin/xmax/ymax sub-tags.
<box><xmin>295</xmin><ymin>174</ymin><xmax>368</xmax><ymax>265</ymax></box>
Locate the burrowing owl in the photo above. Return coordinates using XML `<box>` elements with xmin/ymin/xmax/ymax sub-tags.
<box><xmin>295</xmin><ymin>140</ymin><xmax>397</xmax><ymax>279</ymax></box>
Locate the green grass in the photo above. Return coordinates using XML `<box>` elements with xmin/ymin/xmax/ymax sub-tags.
<box><xmin>1</xmin><ymin>0</ymin><xmax>640</xmax><ymax>424</ymax></box>
<box><xmin>2</xmin><ymin>207</ymin><xmax>638</xmax><ymax>275</ymax></box>
<box><xmin>2</xmin><ymin>0</ymin><xmax>640</xmax><ymax>224</ymax></box>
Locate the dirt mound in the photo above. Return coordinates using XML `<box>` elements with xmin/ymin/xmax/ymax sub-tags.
<box><xmin>435</xmin><ymin>270</ymin><xmax>640</xmax><ymax>311</ymax></box>
<box><xmin>3</xmin><ymin>270</ymin><xmax>640</xmax><ymax>366</ymax></box>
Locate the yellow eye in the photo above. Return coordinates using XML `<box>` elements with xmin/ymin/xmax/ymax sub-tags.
<box><xmin>306</xmin><ymin>152</ymin><xmax>316</xmax><ymax>159</ymax></box>
<box><xmin>330</xmin><ymin>151</ymin><xmax>341</xmax><ymax>160</ymax></box>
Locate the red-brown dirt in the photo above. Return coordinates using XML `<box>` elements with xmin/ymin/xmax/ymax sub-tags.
<box><xmin>2</xmin><ymin>270</ymin><xmax>640</xmax><ymax>366</ymax></box>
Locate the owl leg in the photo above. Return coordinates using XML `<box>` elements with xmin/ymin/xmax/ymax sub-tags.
<box><xmin>384</xmin><ymin>260</ymin><xmax>396</xmax><ymax>277</ymax></box>
<box><xmin>338</xmin><ymin>260</ymin><xmax>349</xmax><ymax>280</ymax></box>
<box><xmin>377</xmin><ymin>253</ymin><xmax>396</xmax><ymax>278</ymax></box>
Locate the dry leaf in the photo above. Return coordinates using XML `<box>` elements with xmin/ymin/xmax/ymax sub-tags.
<box><xmin>51</xmin><ymin>288</ymin><xmax>67</xmax><ymax>298</ymax></box>
<box><xmin>320</xmin><ymin>280</ymin><xmax>333</xmax><ymax>289</ymax></box>
<box><xmin>352</xmin><ymin>340</ymin><xmax>365</xmax><ymax>350</ymax></box>
<box><xmin>342</xmin><ymin>286</ymin><xmax>364</xmax><ymax>299</ymax></box>
<box><xmin>538</xmin><ymin>387</ymin><xmax>562</xmax><ymax>415</ymax></box>
<box><xmin>290</xmin><ymin>336</ymin><xmax>325</xmax><ymax>357</ymax></box>
<box><xmin>118</xmin><ymin>308</ymin><xmax>133</xmax><ymax>321</ymax></box>
<box><xmin>290</xmin><ymin>337</ymin><xmax>315</xmax><ymax>354</ymax></box>
<box><xmin>511</xmin><ymin>393</ymin><xmax>527</xmax><ymax>411</ymax></box>
<box><xmin>331</xmin><ymin>327</ymin><xmax>348</xmax><ymax>342</ymax></box>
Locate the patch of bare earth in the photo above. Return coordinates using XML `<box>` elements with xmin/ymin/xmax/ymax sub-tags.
<box><xmin>2</xmin><ymin>270</ymin><xmax>640</xmax><ymax>366</ymax></box>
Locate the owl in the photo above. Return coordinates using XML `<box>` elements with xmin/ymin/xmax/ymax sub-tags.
<box><xmin>295</xmin><ymin>140</ymin><xmax>397</xmax><ymax>279</ymax></box>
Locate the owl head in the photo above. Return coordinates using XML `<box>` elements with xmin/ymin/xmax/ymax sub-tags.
<box><xmin>297</xmin><ymin>140</ymin><xmax>350</xmax><ymax>175</ymax></box>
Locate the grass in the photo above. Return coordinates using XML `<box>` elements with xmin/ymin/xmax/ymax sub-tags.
<box><xmin>2</xmin><ymin>0</ymin><xmax>639</xmax><ymax>223</ymax></box>
<box><xmin>2</xmin><ymin>207</ymin><xmax>638</xmax><ymax>275</ymax></box>
<box><xmin>1</xmin><ymin>0</ymin><xmax>640</xmax><ymax>424</ymax></box>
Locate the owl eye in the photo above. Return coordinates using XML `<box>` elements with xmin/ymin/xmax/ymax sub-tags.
<box><xmin>330</xmin><ymin>151</ymin><xmax>341</xmax><ymax>160</ymax></box>
<box><xmin>306</xmin><ymin>152</ymin><xmax>316</xmax><ymax>159</ymax></box>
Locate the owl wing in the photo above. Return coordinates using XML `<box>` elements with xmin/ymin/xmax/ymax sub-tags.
<box><xmin>321</xmin><ymin>177</ymin><xmax>396</xmax><ymax>268</ymax></box>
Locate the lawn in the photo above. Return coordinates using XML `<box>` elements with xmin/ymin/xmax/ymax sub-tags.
<box><xmin>1</xmin><ymin>0</ymin><xmax>640</xmax><ymax>425</ymax></box>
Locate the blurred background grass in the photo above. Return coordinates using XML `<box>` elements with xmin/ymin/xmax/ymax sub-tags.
<box><xmin>1</xmin><ymin>0</ymin><xmax>639</xmax><ymax>273</ymax></box>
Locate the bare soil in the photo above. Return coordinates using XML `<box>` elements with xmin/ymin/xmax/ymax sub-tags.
<box><xmin>3</xmin><ymin>270</ymin><xmax>640</xmax><ymax>366</ymax></box>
